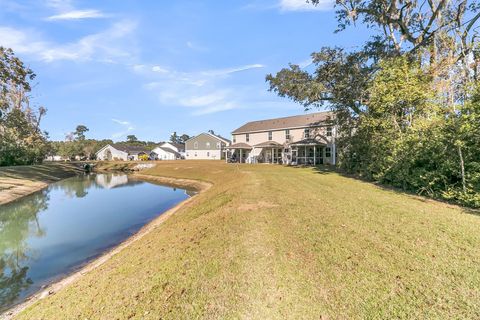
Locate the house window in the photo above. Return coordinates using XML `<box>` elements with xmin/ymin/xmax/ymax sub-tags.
<box><xmin>207</xmin><ymin>152</ymin><xmax>210</xmax><ymax>157</ymax></box>
<box><xmin>327</xmin><ymin>126</ymin><xmax>332</xmax><ymax>137</ymax></box>
<box><xmin>194</xmin><ymin>142</ymin><xmax>198</xmax><ymax>149</ymax></box>
<box><xmin>246</xmin><ymin>133</ymin><xmax>250</xmax><ymax>142</ymax></box>
<box><xmin>304</xmin><ymin>128</ymin><xmax>310</xmax><ymax>139</ymax></box>
<box><xmin>268</xmin><ymin>131</ymin><xmax>272</xmax><ymax>141</ymax></box>
<box><xmin>285</xmin><ymin>129</ymin><xmax>290</xmax><ymax>140</ymax></box>
<box><xmin>194</xmin><ymin>152</ymin><xmax>197</xmax><ymax>157</ymax></box>
<box><xmin>206</xmin><ymin>142</ymin><xmax>211</xmax><ymax>149</ymax></box>
<box><xmin>325</xmin><ymin>147</ymin><xmax>331</xmax><ymax>158</ymax></box>
<box><xmin>233</xmin><ymin>136</ymin><xmax>236</xmax><ymax>143</ymax></box>
<box><xmin>216</xmin><ymin>142</ymin><xmax>221</xmax><ymax>149</ymax></box>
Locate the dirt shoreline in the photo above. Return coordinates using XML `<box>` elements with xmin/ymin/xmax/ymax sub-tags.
<box><xmin>1</xmin><ymin>172</ymin><xmax>212</xmax><ymax>320</ymax></box>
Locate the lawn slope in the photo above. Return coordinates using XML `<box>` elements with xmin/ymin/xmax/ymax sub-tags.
<box><xmin>17</xmin><ymin>161</ymin><xmax>480</xmax><ymax>319</ymax></box>
<box><xmin>0</xmin><ymin>163</ymin><xmax>82</xmax><ymax>205</ymax></box>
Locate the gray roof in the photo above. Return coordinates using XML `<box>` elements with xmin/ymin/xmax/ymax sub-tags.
<box><xmin>290</xmin><ymin>138</ymin><xmax>327</xmax><ymax>146</ymax></box>
<box><xmin>254</xmin><ymin>141</ymin><xmax>283</xmax><ymax>148</ymax></box>
<box><xmin>228</xmin><ymin>143</ymin><xmax>252</xmax><ymax>149</ymax></box>
<box><xmin>169</xmin><ymin>142</ymin><xmax>185</xmax><ymax>150</ymax></box>
<box><xmin>152</xmin><ymin>147</ymin><xmax>181</xmax><ymax>157</ymax></box>
<box><xmin>112</xmin><ymin>144</ymin><xmax>149</xmax><ymax>155</ymax></box>
<box><xmin>232</xmin><ymin>111</ymin><xmax>334</xmax><ymax>134</ymax></box>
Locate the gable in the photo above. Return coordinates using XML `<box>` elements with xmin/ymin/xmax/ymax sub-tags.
<box><xmin>185</xmin><ymin>133</ymin><xmax>228</xmax><ymax>150</ymax></box>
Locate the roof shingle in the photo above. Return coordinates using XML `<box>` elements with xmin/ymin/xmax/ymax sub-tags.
<box><xmin>232</xmin><ymin>111</ymin><xmax>333</xmax><ymax>134</ymax></box>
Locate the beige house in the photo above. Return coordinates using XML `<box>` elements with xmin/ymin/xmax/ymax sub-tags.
<box><xmin>185</xmin><ymin>132</ymin><xmax>230</xmax><ymax>160</ymax></box>
<box><xmin>228</xmin><ymin>111</ymin><xmax>336</xmax><ymax>165</ymax></box>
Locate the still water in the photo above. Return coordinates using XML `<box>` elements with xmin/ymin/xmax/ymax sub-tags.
<box><xmin>0</xmin><ymin>173</ymin><xmax>190</xmax><ymax>311</ymax></box>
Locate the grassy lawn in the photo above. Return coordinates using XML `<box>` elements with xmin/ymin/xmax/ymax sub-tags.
<box><xmin>17</xmin><ymin>161</ymin><xmax>480</xmax><ymax>319</ymax></box>
<box><xmin>0</xmin><ymin>163</ymin><xmax>82</xmax><ymax>205</ymax></box>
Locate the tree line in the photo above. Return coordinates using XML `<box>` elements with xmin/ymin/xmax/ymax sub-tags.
<box><xmin>267</xmin><ymin>0</ymin><xmax>480</xmax><ymax>207</ymax></box>
<box><xmin>49</xmin><ymin>130</ymin><xmax>191</xmax><ymax>160</ymax></box>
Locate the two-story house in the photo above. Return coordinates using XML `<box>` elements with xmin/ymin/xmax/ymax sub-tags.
<box><xmin>185</xmin><ymin>132</ymin><xmax>231</xmax><ymax>160</ymax></box>
<box><xmin>228</xmin><ymin>111</ymin><xmax>336</xmax><ymax>165</ymax></box>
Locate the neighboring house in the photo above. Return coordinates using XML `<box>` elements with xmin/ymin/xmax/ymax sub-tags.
<box><xmin>185</xmin><ymin>133</ymin><xmax>230</xmax><ymax>160</ymax></box>
<box><xmin>150</xmin><ymin>142</ymin><xmax>185</xmax><ymax>160</ymax></box>
<box><xmin>228</xmin><ymin>111</ymin><xmax>337</xmax><ymax>165</ymax></box>
<box><xmin>95</xmin><ymin>144</ymin><xmax>149</xmax><ymax>161</ymax></box>
<box><xmin>45</xmin><ymin>155</ymin><xmax>67</xmax><ymax>162</ymax></box>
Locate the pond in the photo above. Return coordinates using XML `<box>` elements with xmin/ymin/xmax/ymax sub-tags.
<box><xmin>0</xmin><ymin>173</ymin><xmax>191</xmax><ymax>312</ymax></box>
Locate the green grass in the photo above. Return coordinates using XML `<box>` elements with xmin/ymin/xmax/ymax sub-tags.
<box><xmin>16</xmin><ymin>161</ymin><xmax>480</xmax><ymax>319</ymax></box>
<box><xmin>0</xmin><ymin>163</ymin><xmax>83</xmax><ymax>205</ymax></box>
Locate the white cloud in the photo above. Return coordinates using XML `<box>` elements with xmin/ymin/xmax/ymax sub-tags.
<box><xmin>0</xmin><ymin>20</ymin><xmax>137</xmax><ymax>63</ymax></box>
<box><xmin>152</xmin><ymin>66</ymin><xmax>169</xmax><ymax>73</ymax></box>
<box><xmin>141</xmin><ymin>63</ymin><xmax>265</xmax><ymax>115</ymax></box>
<box><xmin>111</xmin><ymin>118</ymin><xmax>134</xmax><ymax>139</ymax></box>
<box><xmin>202</xmin><ymin>64</ymin><xmax>265</xmax><ymax>76</ymax></box>
<box><xmin>186</xmin><ymin>41</ymin><xmax>209</xmax><ymax>52</ymax></box>
<box><xmin>45</xmin><ymin>0</ymin><xmax>73</xmax><ymax>11</ymax></box>
<box><xmin>279</xmin><ymin>0</ymin><xmax>333</xmax><ymax>11</ymax></box>
<box><xmin>46</xmin><ymin>9</ymin><xmax>107</xmax><ymax>21</ymax></box>
<box><xmin>298</xmin><ymin>57</ymin><xmax>313</xmax><ymax>68</ymax></box>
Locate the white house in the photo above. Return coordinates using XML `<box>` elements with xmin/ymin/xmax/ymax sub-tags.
<box><xmin>150</xmin><ymin>142</ymin><xmax>185</xmax><ymax>160</ymax></box>
<box><xmin>95</xmin><ymin>144</ymin><xmax>149</xmax><ymax>161</ymax></box>
<box><xmin>185</xmin><ymin>133</ymin><xmax>230</xmax><ymax>160</ymax></box>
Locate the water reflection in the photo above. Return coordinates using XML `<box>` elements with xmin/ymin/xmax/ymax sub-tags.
<box><xmin>0</xmin><ymin>190</ymin><xmax>48</xmax><ymax>309</ymax></box>
<box><xmin>0</xmin><ymin>173</ymin><xmax>189</xmax><ymax>311</ymax></box>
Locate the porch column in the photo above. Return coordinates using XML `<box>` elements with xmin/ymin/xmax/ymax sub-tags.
<box><xmin>332</xmin><ymin>143</ymin><xmax>336</xmax><ymax>165</ymax></box>
<box><xmin>305</xmin><ymin>146</ymin><xmax>307</xmax><ymax>164</ymax></box>
<box><xmin>313</xmin><ymin>146</ymin><xmax>316</xmax><ymax>166</ymax></box>
<box><xmin>240</xmin><ymin>149</ymin><xmax>243</xmax><ymax>163</ymax></box>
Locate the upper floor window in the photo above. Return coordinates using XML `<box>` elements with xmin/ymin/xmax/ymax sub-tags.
<box><xmin>216</xmin><ymin>142</ymin><xmax>221</xmax><ymax>149</ymax></box>
<box><xmin>194</xmin><ymin>141</ymin><xmax>198</xmax><ymax>149</ymax></box>
<box><xmin>327</xmin><ymin>126</ymin><xmax>332</xmax><ymax>137</ymax></box>
<box><xmin>233</xmin><ymin>136</ymin><xmax>236</xmax><ymax>143</ymax></box>
<box><xmin>285</xmin><ymin>129</ymin><xmax>290</xmax><ymax>140</ymax></box>
<box><xmin>246</xmin><ymin>133</ymin><xmax>250</xmax><ymax>142</ymax></box>
<box><xmin>304</xmin><ymin>128</ymin><xmax>310</xmax><ymax>139</ymax></box>
<box><xmin>206</xmin><ymin>142</ymin><xmax>211</xmax><ymax>148</ymax></box>
<box><xmin>268</xmin><ymin>131</ymin><xmax>273</xmax><ymax>141</ymax></box>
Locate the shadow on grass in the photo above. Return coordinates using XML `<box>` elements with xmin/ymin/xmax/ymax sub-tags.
<box><xmin>306</xmin><ymin>164</ymin><xmax>480</xmax><ymax>216</ymax></box>
<box><xmin>0</xmin><ymin>163</ymin><xmax>84</xmax><ymax>183</ymax></box>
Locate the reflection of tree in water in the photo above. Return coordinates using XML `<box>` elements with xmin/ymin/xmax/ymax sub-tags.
<box><xmin>52</xmin><ymin>174</ymin><xmax>97</xmax><ymax>199</ymax></box>
<box><xmin>0</xmin><ymin>190</ymin><xmax>49</xmax><ymax>309</ymax></box>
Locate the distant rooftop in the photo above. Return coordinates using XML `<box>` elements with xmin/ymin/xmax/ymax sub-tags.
<box><xmin>231</xmin><ymin>111</ymin><xmax>334</xmax><ymax>134</ymax></box>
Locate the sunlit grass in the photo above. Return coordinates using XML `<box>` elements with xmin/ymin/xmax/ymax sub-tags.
<box><xmin>17</xmin><ymin>161</ymin><xmax>480</xmax><ymax>319</ymax></box>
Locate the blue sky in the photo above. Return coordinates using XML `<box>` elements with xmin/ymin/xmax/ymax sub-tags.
<box><xmin>0</xmin><ymin>0</ymin><xmax>368</xmax><ymax>141</ymax></box>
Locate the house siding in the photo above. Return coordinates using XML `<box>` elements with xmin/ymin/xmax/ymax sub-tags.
<box><xmin>185</xmin><ymin>133</ymin><xmax>228</xmax><ymax>160</ymax></box>
<box><xmin>232</xmin><ymin>126</ymin><xmax>334</xmax><ymax>146</ymax></box>
<box><xmin>96</xmin><ymin>145</ymin><xmax>129</xmax><ymax>161</ymax></box>
<box><xmin>151</xmin><ymin>147</ymin><xmax>178</xmax><ymax>160</ymax></box>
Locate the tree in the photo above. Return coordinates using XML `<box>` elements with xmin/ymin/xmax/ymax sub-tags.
<box><xmin>170</xmin><ymin>132</ymin><xmax>179</xmax><ymax>144</ymax></box>
<box><xmin>179</xmin><ymin>134</ymin><xmax>190</xmax><ymax>143</ymax></box>
<box><xmin>0</xmin><ymin>47</ymin><xmax>49</xmax><ymax>166</ymax></box>
<box><xmin>267</xmin><ymin>1</ymin><xmax>480</xmax><ymax>207</ymax></box>
<box><xmin>74</xmin><ymin>125</ymin><xmax>89</xmax><ymax>141</ymax></box>
<box><xmin>126</xmin><ymin>135</ymin><xmax>138</xmax><ymax>143</ymax></box>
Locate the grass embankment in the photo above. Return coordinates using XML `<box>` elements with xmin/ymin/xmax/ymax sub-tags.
<box><xmin>0</xmin><ymin>163</ymin><xmax>83</xmax><ymax>205</ymax></box>
<box><xmin>17</xmin><ymin>161</ymin><xmax>480</xmax><ymax>319</ymax></box>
